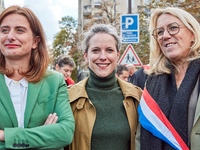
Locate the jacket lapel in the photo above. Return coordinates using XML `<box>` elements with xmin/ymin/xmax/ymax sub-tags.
<box><xmin>24</xmin><ymin>80</ymin><xmax>43</xmax><ymax>127</ymax></box>
<box><xmin>193</xmin><ymin>94</ymin><xmax>200</xmax><ymax>126</ymax></box>
<box><xmin>0</xmin><ymin>74</ymin><xmax>18</xmax><ymax>127</ymax></box>
<box><xmin>117</xmin><ymin>78</ymin><xmax>141</xmax><ymax>102</ymax></box>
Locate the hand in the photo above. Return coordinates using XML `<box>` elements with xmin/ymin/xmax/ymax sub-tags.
<box><xmin>0</xmin><ymin>130</ymin><xmax>5</xmax><ymax>141</ymax></box>
<box><xmin>44</xmin><ymin>113</ymin><xmax>58</xmax><ymax>125</ymax></box>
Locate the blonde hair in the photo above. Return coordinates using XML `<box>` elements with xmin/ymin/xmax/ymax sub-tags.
<box><xmin>147</xmin><ymin>7</ymin><xmax>200</xmax><ymax>75</ymax></box>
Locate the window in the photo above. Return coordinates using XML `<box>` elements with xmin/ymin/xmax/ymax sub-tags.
<box><xmin>94</xmin><ymin>0</ymin><xmax>102</xmax><ymax>7</ymax></box>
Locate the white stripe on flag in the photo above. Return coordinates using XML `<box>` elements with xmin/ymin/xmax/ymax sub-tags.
<box><xmin>140</xmin><ymin>95</ymin><xmax>182</xmax><ymax>150</ymax></box>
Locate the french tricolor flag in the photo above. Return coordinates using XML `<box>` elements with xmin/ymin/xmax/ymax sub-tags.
<box><xmin>138</xmin><ymin>88</ymin><xmax>189</xmax><ymax>150</ymax></box>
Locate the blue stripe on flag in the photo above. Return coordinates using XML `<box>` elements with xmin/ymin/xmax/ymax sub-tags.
<box><xmin>138</xmin><ymin>105</ymin><xmax>180</xmax><ymax>150</ymax></box>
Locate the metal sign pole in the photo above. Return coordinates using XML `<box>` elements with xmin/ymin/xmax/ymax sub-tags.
<box><xmin>128</xmin><ymin>0</ymin><xmax>132</xmax><ymax>14</ymax></box>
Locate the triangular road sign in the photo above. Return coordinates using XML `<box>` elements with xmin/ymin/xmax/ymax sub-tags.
<box><xmin>118</xmin><ymin>44</ymin><xmax>143</xmax><ymax>66</ymax></box>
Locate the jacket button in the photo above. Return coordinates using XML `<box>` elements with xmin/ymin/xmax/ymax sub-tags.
<box><xmin>25</xmin><ymin>144</ymin><xmax>29</xmax><ymax>147</ymax></box>
<box><xmin>13</xmin><ymin>143</ymin><xmax>17</xmax><ymax>147</ymax></box>
<box><xmin>17</xmin><ymin>143</ymin><xmax>21</xmax><ymax>147</ymax></box>
<box><xmin>21</xmin><ymin>143</ymin><xmax>25</xmax><ymax>147</ymax></box>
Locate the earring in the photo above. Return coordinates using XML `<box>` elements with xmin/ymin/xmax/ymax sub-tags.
<box><xmin>191</xmin><ymin>40</ymin><xmax>195</xmax><ymax>44</ymax></box>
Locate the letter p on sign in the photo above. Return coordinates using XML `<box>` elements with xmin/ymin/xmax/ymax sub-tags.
<box><xmin>126</xmin><ymin>17</ymin><xmax>134</xmax><ymax>29</ymax></box>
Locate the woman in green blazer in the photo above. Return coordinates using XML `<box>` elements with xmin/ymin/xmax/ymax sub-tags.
<box><xmin>0</xmin><ymin>5</ymin><xmax>75</xmax><ymax>149</ymax></box>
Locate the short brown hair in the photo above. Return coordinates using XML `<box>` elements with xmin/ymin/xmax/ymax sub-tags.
<box><xmin>0</xmin><ymin>5</ymin><xmax>49</xmax><ymax>82</ymax></box>
<box><xmin>81</xmin><ymin>24</ymin><xmax>121</xmax><ymax>53</ymax></box>
<box><xmin>116</xmin><ymin>64</ymin><xmax>128</xmax><ymax>76</ymax></box>
<box><xmin>54</xmin><ymin>55</ymin><xmax>75</xmax><ymax>69</ymax></box>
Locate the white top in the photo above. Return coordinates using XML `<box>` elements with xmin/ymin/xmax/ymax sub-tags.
<box><xmin>4</xmin><ymin>75</ymin><xmax>28</xmax><ymax>128</ymax></box>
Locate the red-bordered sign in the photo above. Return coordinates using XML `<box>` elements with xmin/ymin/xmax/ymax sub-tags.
<box><xmin>118</xmin><ymin>44</ymin><xmax>142</xmax><ymax>66</ymax></box>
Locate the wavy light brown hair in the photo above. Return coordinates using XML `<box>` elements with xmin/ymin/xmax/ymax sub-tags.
<box><xmin>0</xmin><ymin>5</ymin><xmax>49</xmax><ymax>82</ymax></box>
<box><xmin>147</xmin><ymin>7</ymin><xmax>200</xmax><ymax>75</ymax></box>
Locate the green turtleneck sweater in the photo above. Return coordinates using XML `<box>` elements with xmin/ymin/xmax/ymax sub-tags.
<box><xmin>86</xmin><ymin>69</ymin><xmax>131</xmax><ymax>150</ymax></box>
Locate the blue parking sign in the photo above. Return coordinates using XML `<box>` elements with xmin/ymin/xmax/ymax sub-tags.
<box><xmin>121</xmin><ymin>14</ymin><xmax>139</xmax><ymax>43</ymax></box>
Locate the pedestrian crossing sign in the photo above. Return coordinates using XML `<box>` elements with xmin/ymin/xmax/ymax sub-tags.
<box><xmin>118</xmin><ymin>44</ymin><xmax>142</xmax><ymax>66</ymax></box>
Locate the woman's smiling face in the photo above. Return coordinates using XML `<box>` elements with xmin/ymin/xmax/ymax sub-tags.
<box><xmin>156</xmin><ymin>14</ymin><xmax>194</xmax><ymax>63</ymax></box>
<box><xmin>0</xmin><ymin>13</ymin><xmax>38</xmax><ymax>62</ymax></box>
<box><xmin>84</xmin><ymin>33</ymin><xmax>120</xmax><ymax>78</ymax></box>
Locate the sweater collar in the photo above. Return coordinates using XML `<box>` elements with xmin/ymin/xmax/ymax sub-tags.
<box><xmin>87</xmin><ymin>68</ymin><xmax>118</xmax><ymax>90</ymax></box>
<box><xmin>68</xmin><ymin>77</ymin><xmax>141</xmax><ymax>103</ymax></box>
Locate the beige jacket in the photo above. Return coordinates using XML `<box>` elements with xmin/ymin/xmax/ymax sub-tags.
<box><xmin>67</xmin><ymin>77</ymin><xmax>142</xmax><ymax>150</ymax></box>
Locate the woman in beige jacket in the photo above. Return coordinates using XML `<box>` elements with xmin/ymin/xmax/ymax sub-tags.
<box><xmin>67</xmin><ymin>24</ymin><xmax>142</xmax><ymax>150</ymax></box>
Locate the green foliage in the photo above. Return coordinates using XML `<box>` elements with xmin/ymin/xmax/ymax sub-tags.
<box><xmin>52</xmin><ymin>16</ymin><xmax>80</xmax><ymax>82</ymax></box>
<box><xmin>52</xmin><ymin>16</ymin><xmax>78</xmax><ymax>59</ymax></box>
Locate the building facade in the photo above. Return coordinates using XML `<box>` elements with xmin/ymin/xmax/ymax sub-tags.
<box><xmin>0</xmin><ymin>0</ymin><xmax>4</xmax><ymax>14</ymax></box>
<box><xmin>78</xmin><ymin>0</ymin><xmax>144</xmax><ymax>35</ymax></box>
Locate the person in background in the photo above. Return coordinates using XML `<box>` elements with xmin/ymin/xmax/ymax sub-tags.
<box><xmin>130</xmin><ymin>65</ymin><xmax>149</xmax><ymax>89</ymax></box>
<box><xmin>67</xmin><ymin>24</ymin><xmax>142</xmax><ymax>150</ymax></box>
<box><xmin>0</xmin><ymin>5</ymin><xmax>75</xmax><ymax>149</ymax></box>
<box><xmin>136</xmin><ymin>7</ymin><xmax>200</xmax><ymax>150</ymax></box>
<box><xmin>115</xmin><ymin>64</ymin><xmax>129</xmax><ymax>82</ymax></box>
<box><xmin>55</xmin><ymin>55</ymin><xmax>75</xmax><ymax>86</ymax></box>
<box><xmin>126</xmin><ymin>64</ymin><xmax>137</xmax><ymax>82</ymax></box>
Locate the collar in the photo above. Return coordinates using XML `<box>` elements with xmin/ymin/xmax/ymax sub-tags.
<box><xmin>4</xmin><ymin>75</ymin><xmax>28</xmax><ymax>87</ymax></box>
<box><xmin>87</xmin><ymin>68</ymin><xmax>117</xmax><ymax>90</ymax></box>
<box><xmin>68</xmin><ymin>76</ymin><xmax>142</xmax><ymax>103</ymax></box>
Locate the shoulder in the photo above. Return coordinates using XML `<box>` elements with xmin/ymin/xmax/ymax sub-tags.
<box><xmin>117</xmin><ymin>77</ymin><xmax>142</xmax><ymax>101</ymax></box>
<box><xmin>43</xmin><ymin>70</ymin><xmax>63</xmax><ymax>81</ymax></box>
<box><xmin>68</xmin><ymin>77</ymin><xmax>89</xmax><ymax>103</ymax></box>
<box><xmin>68</xmin><ymin>78</ymin><xmax>88</xmax><ymax>91</ymax></box>
<box><xmin>135</xmin><ymin>67</ymin><xmax>145</xmax><ymax>76</ymax></box>
<box><xmin>39</xmin><ymin>70</ymin><xmax>65</xmax><ymax>88</ymax></box>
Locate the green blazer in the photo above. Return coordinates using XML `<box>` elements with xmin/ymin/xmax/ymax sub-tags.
<box><xmin>0</xmin><ymin>70</ymin><xmax>75</xmax><ymax>150</ymax></box>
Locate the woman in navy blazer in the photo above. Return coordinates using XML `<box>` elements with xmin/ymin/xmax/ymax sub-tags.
<box><xmin>0</xmin><ymin>5</ymin><xmax>75</xmax><ymax>149</ymax></box>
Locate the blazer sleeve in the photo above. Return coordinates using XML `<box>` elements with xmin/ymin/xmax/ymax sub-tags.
<box><xmin>4</xmin><ymin>73</ymin><xmax>75</xmax><ymax>149</ymax></box>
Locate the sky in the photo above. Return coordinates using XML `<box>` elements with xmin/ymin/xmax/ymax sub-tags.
<box><xmin>4</xmin><ymin>0</ymin><xmax>78</xmax><ymax>46</ymax></box>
